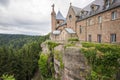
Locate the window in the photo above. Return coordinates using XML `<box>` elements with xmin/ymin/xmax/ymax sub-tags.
<box><xmin>57</xmin><ymin>21</ymin><xmax>60</xmax><ymax>27</ymax></box>
<box><xmin>97</xmin><ymin>34</ymin><xmax>102</xmax><ymax>43</ymax></box>
<box><xmin>80</xmin><ymin>26</ymin><xmax>82</xmax><ymax>34</ymax></box>
<box><xmin>91</xmin><ymin>4</ymin><xmax>99</xmax><ymax>12</ymax></box>
<box><xmin>110</xmin><ymin>34</ymin><xmax>116</xmax><ymax>43</ymax></box>
<box><xmin>88</xmin><ymin>35</ymin><xmax>92</xmax><ymax>42</ymax></box>
<box><xmin>57</xmin><ymin>21</ymin><xmax>59</xmax><ymax>24</ymax></box>
<box><xmin>105</xmin><ymin>0</ymin><xmax>110</xmax><ymax>9</ymax></box>
<box><xmin>98</xmin><ymin>16</ymin><xmax>102</xmax><ymax>23</ymax></box>
<box><xmin>69</xmin><ymin>15</ymin><xmax>72</xmax><ymax>20</ymax></box>
<box><xmin>112</xmin><ymin>11</ymin><xmax>117</xmax><ymax>20</ymax></box>
<box><xmin>88</xmin><ymin>19</ymin><xmax>92</xmax><ymax>26</ymax></box>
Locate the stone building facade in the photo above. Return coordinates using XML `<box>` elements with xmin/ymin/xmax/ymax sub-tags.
<box><xmin>50</xmin><ymin>0</ymin><xmax>120</xmax><ymax>43</ymax></box>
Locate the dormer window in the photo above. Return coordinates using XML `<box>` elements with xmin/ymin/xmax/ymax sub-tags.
<box><xmin>81</xmin><ymin>10</ymin><xmax>88</xmax><ymax>18</ymax></box>
<box><xmin>91</xmin><ymin>4</ymin><xmax>99</xmax><ymax>11</ymax></box>
<box><xmin>84</xmin><ymin>11</ymin><xmax>88</xmax><ymax>15</ymax></box>
<box><xmin>105</xmin><ymin>0</ymin><xmax>110</xmax><ymax>9</ymax></box>
<box><xmin>111</xmin><ymin>0</ymin><xmax>115</xmax><ymax>4</ymax></box>
<box><xmin>90</xmin><ymin>4</ymin><xmax>99</xmax><ymax>15</ymax></box>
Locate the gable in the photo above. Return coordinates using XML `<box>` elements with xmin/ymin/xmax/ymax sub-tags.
<box><xmin>66</xmin><ymin>6</ymin><xmax>76</xmax><ymax>20</ymax></box>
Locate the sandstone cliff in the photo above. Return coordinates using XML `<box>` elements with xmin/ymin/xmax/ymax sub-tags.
<box><xmin>41</xmin><ymin>41</ymin><xmax>90</xmax><ymax>80</ymax></box>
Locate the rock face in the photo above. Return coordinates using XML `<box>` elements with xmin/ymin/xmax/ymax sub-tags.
<box><xmin>41</xmin><ymin>42</ymin><xmax>49</xmax><ymax>54</ymax></box>
<box><xmin>62</xmin><ymin>47</ymin><xmax>90</xmax><ymax>80</ymax></box>
<box><xmin>41</xmin><ymin>42</ymin><xmax>90</xmax><ymax>80</ymax></box>
<box><xmin>54</xmin><ymin>45</ymin><xmax>90</xmax><ymax>80</ymax></box>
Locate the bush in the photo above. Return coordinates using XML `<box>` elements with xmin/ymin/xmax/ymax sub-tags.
<box><xmin>1</xmin><ymin>74</ymin><xmax>15</xmax><ymax>80</ymax></box>
<box><xmin>46</xmin><ymin>41</ymin><xmax>59</xmax><ymax>51</ymax></box>
<box><xmin>68</xmin><ymin>38</ymin><xmax>79</xmax><ymax>42</ymax></box>
<box><xmin>81</xmin><ymin>42</ymin><xmax>96</xmax><ymax>48</ymax></box>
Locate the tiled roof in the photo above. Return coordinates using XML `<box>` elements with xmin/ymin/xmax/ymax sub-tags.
<box><xmin>53</xmin><ymin>30</ymin><xmax>61</xmax><ymax>35</ymax></box>
<box><xmin>65</xmin><ymin>28</ymin><xmax>76</xmax><ymax>34</ymax></box>
<box><xmin>71</xmin><ymin>6</ymin><xmax>81</xmax><ymax>16</ymax></box>
<box><xmin>83</xmin><ymin>0</ymin><xmax>104</xmax><ymax>12</ymax></box>
<box><xmin>56</xmin><ymin>11</ymin><xmax>65</xmax><ymax>20</ymax></box>
<box><xmin>111</xmin><ymin>0</ymin><xmax>120</xmax><ymax>8</ymax></box>
<box><xmin>78</xmin><ymin>0</ymin><xmax>120</xmax><ymax>20</ymax></box>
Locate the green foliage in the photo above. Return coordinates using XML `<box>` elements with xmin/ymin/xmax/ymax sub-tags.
<box><xmin>54</xmin><ymin>50</ymin><xmax>62</xmax><ymax>61</ymax></box>
<box><xmin>38</xmin><ymin>53</ymin><xmax>49</xmax><ymax>77</ymax></box>
<box><xmin>41</xmin><ymin>77</ymin><xmax>56</xmax><ymax>80</ymax></box>
<box><xmin>0</xmin><ymin>34</ymin><xmax>48</xmax><ymax>80</ymax></box>
<box><xmin>65</xmin><ymin>43</ymin><xmax>75</xmax><ymax>48</ymax></box>
<box><xmin>54</xmin><ymin>50</ymin><xmax>64</xmax><ymax>69</ymax></box>
<box><xmin>81</xmin><ymin>42</ymin><xmax>120</xmax><ymax>80</ymax></box>
<box><xmin>45</xmin><ymin>41</ymin><xmax>59</xmax><ymax>77</ymax></box>
<box><xmin>86</xmin><ymin>71</ymin><xmax>99</xmax><ymax>80</ymax></box>
<box><xmin>46</xmin><ymin>41</ymin><xmax>59</xmax><ymax>51</ymax></box>
<box><xmin>81</xmin><ymin>42</ymin><xmax>95</xmax><ymax>48</ymax></box>
<box><xmin>1</xmin><ymin>74</ymin><xmax>15</xmax><ymax>80</ymax></box>
<box><xmin>65</xmin><ymin>38</ymin><xmax>79</xmax><ymax>48</ymax></box>
<box><xmin>0</xmin><ymin>34</ymin><xmax>49</xmax><ymax>49</ymax></box>
<box><xmin>68</xmin><ymin>37</ymin><xmax>79</xmax><ymax>42</ymax></box>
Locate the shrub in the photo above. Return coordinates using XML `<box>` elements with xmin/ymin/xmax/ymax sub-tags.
<box><xmin>64</xmin><ymin>43</ymin><xmax>76</xmax><ymax>48</ymax></box>
<box><xmin>46</xmin><ymin>41</ymin><xmax>59</xmax><ymax>51</ymax></box>
<box><xmin>81</xmin><ymin>42</ymin><xmax>96</xmax><ymax>48</ymax></box>
<box><xmin>1</xmin><ymin>74</ymin><xmax>15</xmax><ymax>80</ymax></box>
<box><xmin>68</xmin><ymin>38</ymin><xmax>79</xmax><ymax>42</ymax></box>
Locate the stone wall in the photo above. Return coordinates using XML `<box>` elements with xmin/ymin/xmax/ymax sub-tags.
<box><xmin>77</xmin><ymin>7</ymin><xmax>120</xmax><ymax>43</ymax></box>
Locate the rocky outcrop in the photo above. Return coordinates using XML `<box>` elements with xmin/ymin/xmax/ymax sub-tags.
<box><xmin>41</xmin><ymin>42</ymin><xmax>90</xmax><ymax>80</ymax></box>
<box><xmin>63</xmin><ymin>47</ymin><xmax>90</xmax><ymax>80</ymax></box>
<box><xmin>54</xmin><ymin>44</ymin><xmax>90</xmax><ymax>80</ymax></box>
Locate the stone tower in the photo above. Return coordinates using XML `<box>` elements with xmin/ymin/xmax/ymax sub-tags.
<box><xmin>51</xmin><ymin>4</ymin><xmax>56</xmax><ymax>32</ymax></box>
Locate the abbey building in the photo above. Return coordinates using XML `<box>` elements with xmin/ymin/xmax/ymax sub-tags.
<box><xmin>50</xmin><ymin>0</ymin><xmax>120</xmax><ymax>43</ymax></box>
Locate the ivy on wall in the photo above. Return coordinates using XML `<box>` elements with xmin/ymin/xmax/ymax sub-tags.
<box><xmin>81</xmin><ymin>42</ymin><xmax>120</xmax><ymax>80</ymax></box>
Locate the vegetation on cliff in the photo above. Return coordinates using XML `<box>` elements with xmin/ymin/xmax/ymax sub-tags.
<box><xmin>81</xmin><ymin>42</ymin><xmax>120</xmax><ymax>80</ymax></box>
<box><xmin>38</xmin><ymin>41</ymin><xmax>59</xmax><ymax>80</ymax></box>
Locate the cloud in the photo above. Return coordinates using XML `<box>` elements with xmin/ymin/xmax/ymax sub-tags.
<box><xmin>0</xmin><ymin>0</ymin><xmax>94</xmax><ymax>35</ymax></box>
<box><xmin>0</xmin><ymin>0</ymin><xmax>9</xmax><ymax>6</ymax></box>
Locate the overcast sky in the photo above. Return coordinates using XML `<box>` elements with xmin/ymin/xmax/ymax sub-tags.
<box><xmin>0</xmin><ymin>0</ymin><xmax>94</xmax><ymax>35</ymax></box>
